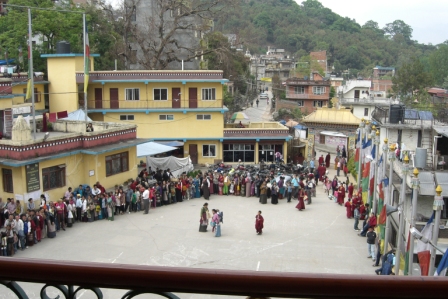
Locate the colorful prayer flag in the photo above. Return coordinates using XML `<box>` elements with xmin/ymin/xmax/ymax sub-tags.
<box><xmin>435</xmin><ymin>250</ymin><xmax>448</xmax><ymax>276</ymax></box>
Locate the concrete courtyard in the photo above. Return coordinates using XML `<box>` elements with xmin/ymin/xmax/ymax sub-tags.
<box><xmin>1</xmin><ymin>166</ymin><xmax>378</xmax><ymax>299</ymax></box>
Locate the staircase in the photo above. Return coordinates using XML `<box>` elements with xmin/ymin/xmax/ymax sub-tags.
<box><xmin>421</xmin><ymin>125</ymin><xmax>433</xmax><ymax>169</ymax></box>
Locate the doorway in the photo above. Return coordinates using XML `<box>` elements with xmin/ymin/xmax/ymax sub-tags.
<box><xmin>189</xmin><ymin>144</ymin><xmax>198</xmax><ymax>164</ymax></box>
<box><xmin>95</xmin><ymin>88</ymin><xmax>103</xmax><ymax>109</ymax></box>
<box><xmin>172</xmin><ymin>88</ymin><xmax>181</xmax><ymax>108</ymax></box>
<box><xmin>189</xmin><ymin>88</ymin><xmax>197</xmax><ymax>108</ymax></box>
<box><xmin>110</xmin><ymin>88</ymin><xmax>119</xmax><ymax>109</ymax></box>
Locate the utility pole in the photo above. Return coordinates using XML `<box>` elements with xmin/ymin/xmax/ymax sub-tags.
<box><xmin>357</xmin><ymin>119</ymin><xmax>366</xmax><ymax>189</ymax></box>
<box><xmin>372</xmin><ymin>129</ymin><xmax>380</xmax><ymax>214</ymax></box>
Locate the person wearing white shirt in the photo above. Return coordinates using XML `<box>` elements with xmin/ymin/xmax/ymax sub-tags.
<box><xmin>75</xmin><ymin>195</ymin><xmax>83</xmax><ymax>222</ymax></box>
<box><xmin>91</xmin><ymin>185</ymin><xmax>101</xmax><ymax>196</ymax></box>
<box><xmin>82</xmin><ymin>197</ymin><xmax>87</xmax><ymax>222</ymax></box>
<box><xmin>15</xmin><ymin>214</ymin><xmax>25</xmax><ymax>251</ymax></box>
<box><xmin>142</xmin><ymin>187</ymin><xmax>150</xmax><ymax>214</ymax></box>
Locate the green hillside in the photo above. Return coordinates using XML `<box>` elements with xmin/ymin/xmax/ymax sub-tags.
<box><xmin>216</xmin><ymin>0</ymin><xmax>438</xmax><ymax>77</ymax></box>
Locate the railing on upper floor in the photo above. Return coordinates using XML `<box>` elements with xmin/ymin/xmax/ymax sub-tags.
<box><xmin>86</xmin><ymin>99</ymin><xmax>224</xmax><ymax>110</ymax></box>
<box><xmin>0</xmin><ymin>257</ymin><xmax>447</xmax><ymax>299</ymax></box>
<box><xmin>340</xmin><ymin>97</ymin><xmax>393</xmax><ymax>105</ymax></box>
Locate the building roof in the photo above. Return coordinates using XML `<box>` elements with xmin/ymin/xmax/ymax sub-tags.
<box><xmin>374</xmin><ymin>66</ymin><xmax>395</xmax><ymax>71</ymax></box>
<box><xmin>302</xmin><ymin>107</ymin><xmax>361</xmax><ymax>125</ymax></box>
<box><xmin>310</xmin><ymin>51</ymin><xmax>327</xmax><ymax>61</ymax></box>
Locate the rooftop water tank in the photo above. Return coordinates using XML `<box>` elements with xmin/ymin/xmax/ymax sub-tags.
<box><xmin>415</xmin><ymin>148</ymin><xmax>427</xmax><ymax>168</ymax></box>
<box><xmin>56</xmin><ymin>41</ymin><xmax>71</xmax><ymax>54</ymax></box>
<box><xmin>389</xmin><ymin>104</ymin><xmax>404</xmax><ymax>124</ymax></box>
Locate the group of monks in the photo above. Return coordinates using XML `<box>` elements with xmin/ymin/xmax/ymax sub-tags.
<box><xmin>318</xmin><ymin>153</ymin><xmax>331</xmax><ymax>168</ymax></box>
<box><xmin>344</xmin><ymin>186</ymin><xmax>368</xmax><ymax>220</ymax></box>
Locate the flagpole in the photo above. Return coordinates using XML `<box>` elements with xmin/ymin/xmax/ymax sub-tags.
<box><xmin>384</xmin><ymin>143</ymin><xmax>395</xmax><ymax>254</ymax></box>
<box><xmin>357</xmin><ymin>119</ymin><xmax>365</xmax><ymax>189</ymax></box>
<box><xmin>429</xmin><ymin>185</ymin><xmax>444</xmax><ymax>275</ymax></box>
<box><xmin>28</xmin><ymin>8</ymin><xmax>36</xmax><ymax>140</ymax></box>
<box><xmin>372</xmin><ymin>129</ymin><xmax>380</xmax><ymax>214</ymax></box>
<box><xmin>408</xmin><ymin>168</ymin><xmax>419</xmax><ymax>275</ymax></box>
<box><xmin>395</xmin><ymin>154</ymin><xmax>409</xmax><ymax>275</ymax></box>
<box><xmin>83</xmin><ymin>13</ymin><xmax>87</xmax><ymax>124</ymax></box>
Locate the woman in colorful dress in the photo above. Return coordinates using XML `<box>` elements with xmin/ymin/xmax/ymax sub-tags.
<box><xmin>241</xmin><ymin>175</ymin><xmax>246</xmax><ymax>197</ymax></box>
<box><xmin>245</xmin><ymin>175</ymin><xmax>251</xmax><ymax>197</ymax></box>
<box><xmin>211</xmin><ymin>209</ymin><xmax>221</xmax><ymax>237</ymax></box>
<box><xmin>223</xmin><ymin>174</ymin><xmax>229</xmax><ymax>195</ymax></box>
<box><xmin>194</xmin><ymin>175</ymin><xmax>201</xmax><ymax>198</ymax></box>
<box><xmin>295</xmin><ymin>188</ymin><xmax>306</xmax><ymax>211</ymax></box>
<box><xmin>250</xmin><ymin>179</ymin><xmax>256</xmax><ymax>196</ymax></box>
<box><xmin>271</xmin><ymin>181</ymin><xmax>279</xmax><ymax>204</ymax></box>
<box><xmin>199</xmin><ymin>203</ymin><xmax>209</xmax><ymax>232</ymax></box>
<box><xmin>107</xmin><ymin>192</ymin><xmax>114</xmax><ymax>221</ymax></box>
<box><xmin>234</xmin><ymin>175</ymin><xmax>240</xmax><ymax>196</ymax></box>
<box><xmin>218</xmin><ymin>173</ymin><xmax>224</xmax><ymax>195</ymax></box>
<box><xmin>259</xmin><ymin>181</ymin><xmax>267</xmax><ymax>204</ymax></box>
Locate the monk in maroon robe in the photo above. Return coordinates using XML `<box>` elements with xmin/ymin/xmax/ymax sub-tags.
<box><xmin>317</xmin><ymin>164</ymin><xmax>326</xmax><ymax>181</ymax></box>
<box><xmin>325</xmin><ymin>153</ymin><xmax>331</xmax><ymax>168</ymax></box>
<box><xmin>318</xmin><ymin>155</ymin><xmax>324</xmax><ymax>165</ymax></box>
<box><xmin>344</xmin><ymin>199</ymin><xmax>352</xmax><ymax>218</ymax></box>
<box><xmin>348</xmin><ymin>183</ymin><xmax>354</xmax><ymax>199</ymax></box>
<box><xmin>255</xmin><ymin>211</ymin><xmax>264</xmax><ymax>235</ymax></box>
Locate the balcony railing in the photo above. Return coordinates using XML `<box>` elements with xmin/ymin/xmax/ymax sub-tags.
<box><xmin>340</xmin><ymin>97</ymin><xmax>393</xmax><ymax>105</ymax></box>
<box><xmin>1</xmin><ymin>258</ymin><xmax>447</xmax><ymax>299</ymax></box>
<box><xmin>286</xmin><ymin>93</ymin><xmax>309</xmax><ymax>99</ymax></box>
<box><xmin>86</xmin><ymin>99</ymin><xmax>223</xmax><ymax>110</ymax></box>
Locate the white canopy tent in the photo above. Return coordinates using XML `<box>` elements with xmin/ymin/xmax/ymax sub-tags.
<box><xmin>61</xmin><ymin>109</ymin><xmax>92</xmax><ymax>122</ymax></box>
<box><xmin>146</xmin><ymin>156</ymin><xmax>194</xmax><ymax>177</ymax></box>
<box><xmin>137</xmin><ymin>142</ymin><xmax>177</xmax><ymax>158</ymax></box>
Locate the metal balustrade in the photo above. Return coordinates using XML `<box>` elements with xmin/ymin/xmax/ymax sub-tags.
<box><xmin>0</xmin><ymin>257</ymin><xmax>447</xmax><ymax>299</ymax></box>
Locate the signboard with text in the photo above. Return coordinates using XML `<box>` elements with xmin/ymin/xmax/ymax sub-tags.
<box><xmin>26</xmin><ymin>163</ymin><xmax>40</xmax><ymax>193</ymax></box>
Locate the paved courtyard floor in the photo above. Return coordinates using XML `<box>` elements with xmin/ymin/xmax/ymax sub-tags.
<box><xmin>1</xmin><ymin>167</ymin><xmax>377</xmax><ymax>299</ymax></box>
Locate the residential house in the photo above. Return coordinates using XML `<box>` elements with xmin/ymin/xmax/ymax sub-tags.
<box><xmin>310</xmin><ymin>50</ymin><xmax>328</xmax><ymax>75</ymax></box>
<box><xmin>285</xmin><ymin>73</ymin><xmax>330</xmax><ymax>112</ymax></box>
<box><xmin>338</xmin><ymin>80</ymin><xmax>395</xmax><ymax>120</ymax></box>
<box><xmin>42</xmin><ymin>54</ymin><xmax>290</xmax><ymax>165</ymax></box>
<box><xmin>373</xmin><ymin>65</ymin><xmax>395</xmax><ymax>78</ymax></box>
<box><xmin>0</xmin><ymin>116</ymin><xmax>144</xmax><ymax>203</ymax></box>
<box><xmin>372</xmin><ymin>105</ymin><xmax>448</xmax><ymax>265</ymax></box>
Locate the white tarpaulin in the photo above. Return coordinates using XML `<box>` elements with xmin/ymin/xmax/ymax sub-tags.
<box><xmin>137</xmin><ymin>142</ymin><xmax>177</xmax><ymax>158</ymax></box>
<box><xmin>146</xmin><ymin>155</ymin><xmax>194</xmax><ymax>177</ymax></box>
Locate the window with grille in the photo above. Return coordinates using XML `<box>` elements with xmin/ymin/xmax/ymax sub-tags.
<box><xmin>312</xmin><ymin>86</ymin><xmax>326</xmax><ymax>95</ymax></box>
<box><xmin>159</xmin><ymin>115</ymin><xmax>174</xmax><ymax>120</ymax></box>
<box><xmin>202</xmin><ymin>145</ymin><xmax>216</xmax><ymax>157</ymax></box>
<box><xmin>154</xmin><ymin>88</ymin><xmax>168</xmax><ymax>101</ymax></box>
<box><xmin>106</xmin><ymin>152</ymin><xmax>129</xmax><ymax>177</ymax></box>
<box><xmin>42</xmin><ymin>166</ymin><xmax>66</xmax><ymax>191</ymax></box>
<box><xmin>202</xmin><ymin>88</ymin><xmax>216</xmax><ymax>100</ymax></box>
<box><xmin>2</xmin><ymin>169</ymin><xmax>13</xmax><ymax>193</ymax></box>
<box><xmin>197</xmin><ymin>114</ymin><xmax>211</xmax><ymax>120</ymax></box>
<box><xmin>125</xmin><ymin>88</ymin><xmax>140</xmax><ymax>101</ymax></box>
<box><xmin>294</xmin><ymin>86</ymin><xmax>305</xmax><ymax>94</ymax></box>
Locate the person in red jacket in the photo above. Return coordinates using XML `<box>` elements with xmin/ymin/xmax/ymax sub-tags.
<box><xmin>359</xmin><ymin>210</ymin><xmax>376</xmax><ymax>237</ymax></box>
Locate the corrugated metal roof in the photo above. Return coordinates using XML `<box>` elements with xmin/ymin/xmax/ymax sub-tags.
<box><xmin>418</xmin><ymin>172</ymin><xmax>435</xmax><ymax>196</ymax></box>
<box><xmin>302</xmin><ymin>107</ymin><xmax>361</xmax><ymax>125</ymax></box>
<box><xmin>434</xmin><ymin>126</ymin><xmax>448</xmax><ymax>138</ymax></box>
<box><xmin>435</xmin><ymin>172</ymin><xmax>448</xmax><ymax>197</ymax></box>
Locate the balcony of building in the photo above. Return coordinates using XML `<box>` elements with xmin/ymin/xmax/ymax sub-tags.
<box><xmin>340</xmin><ymin>97</ymin><xmax>394</xmax><ymax>106</ymax></box>
<box><xmin>86</xmin><ymin>99</ymin><xmax>224</xmax><ymax>110</ymax></box>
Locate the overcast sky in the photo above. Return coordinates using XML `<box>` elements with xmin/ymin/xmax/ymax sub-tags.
<box><xmin>305</xmin><ymin>0</ymin><xmax>448</xmax><ymax>45</ymax></box>
<box><xmin>106</xmin><ymin>0</ymin><xmax>448</xmax><ymax>45</ymax></box>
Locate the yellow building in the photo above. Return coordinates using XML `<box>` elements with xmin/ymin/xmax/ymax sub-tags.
<box><xmin>0</xmin><ymin>72</ymin><xmax>48</xmax><ymax>137</ymax></box>
<box><xmin>41</xmin><ymin>54</ymin><xmax>290</xmax><ymax>165</ymax></box>
<box><xmin>0</xmin><ymin>117</ymin><xmax>145</xmax><ymax>206</ymax></box>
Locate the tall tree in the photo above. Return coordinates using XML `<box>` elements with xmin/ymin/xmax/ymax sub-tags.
<box><xmin>429</xmin><ymin>44</ymin><xmax>448</xmax><ymax>86</ymax></box>
<box><xmin>123</xmin><ymin>0</ymin><xmax>236</xmax><ymax>70</ymax></box>
<box><xmin>383</xmin><ymin>20</ymin><xmax>413</xmax><ymax>43</ymax></box>
<box><xmin>392</xmin><ymin>56</ymin><xmax>434</xmax><ymax>105</ymax></box>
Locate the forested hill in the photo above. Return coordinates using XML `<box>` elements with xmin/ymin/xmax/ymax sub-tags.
<box><xmin>216</xmin><ymin>0</ymin><xmax>437</xmax><ymax>77</ymax></box>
